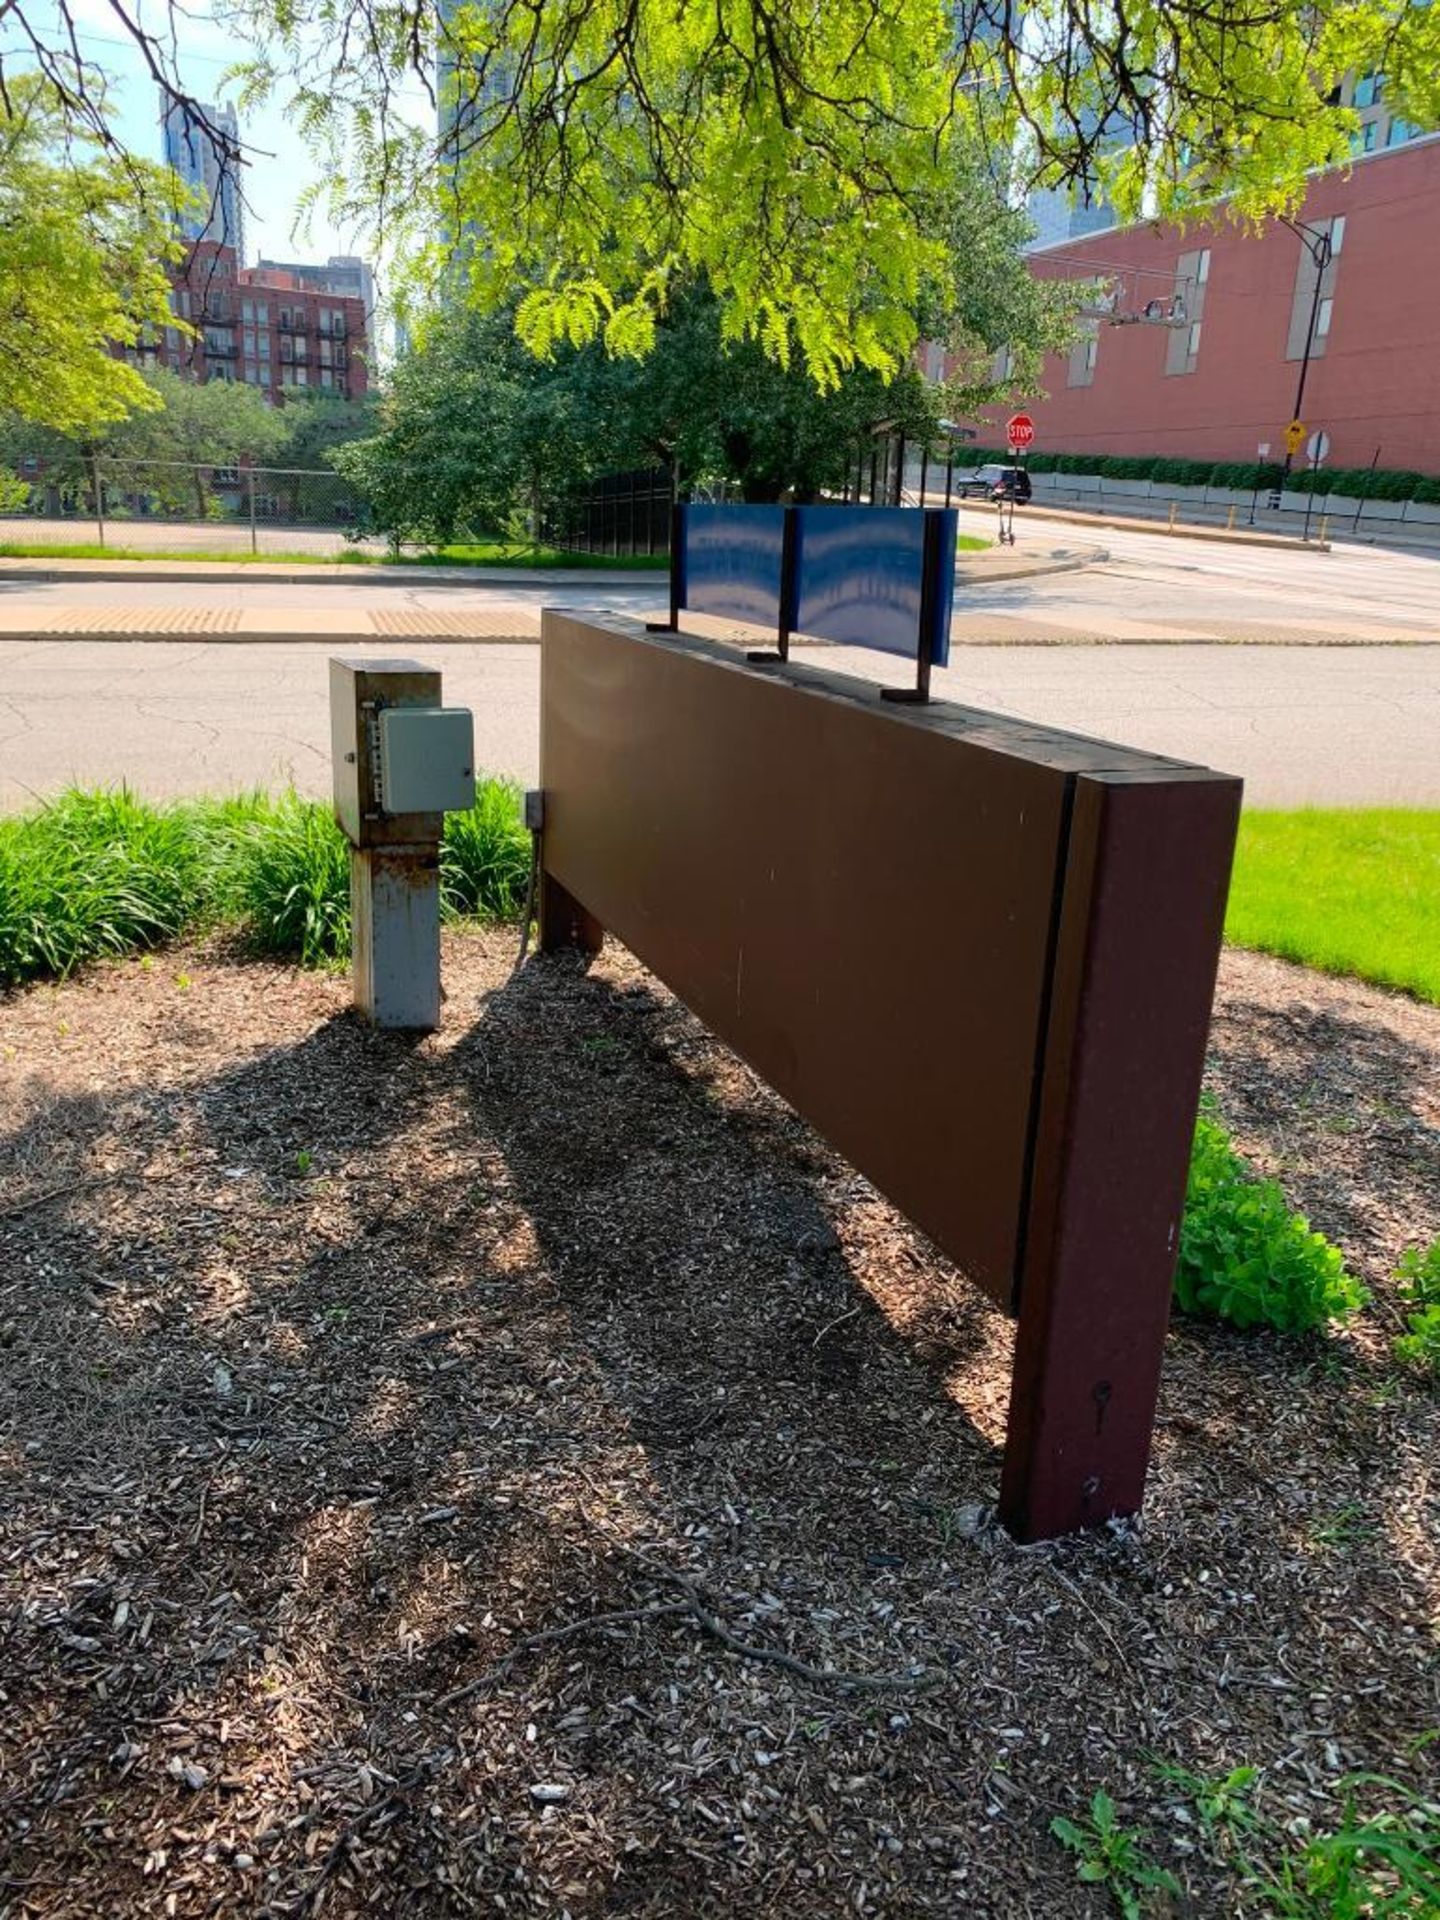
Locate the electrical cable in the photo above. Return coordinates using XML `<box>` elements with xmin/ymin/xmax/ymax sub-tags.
<box><xmin>513</xmin><ymin>829</ymin><xmax>540</xmax><ymax>975</ymax></box>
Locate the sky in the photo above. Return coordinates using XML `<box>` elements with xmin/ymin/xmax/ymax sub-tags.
<box><xmin>6</xmin><ymin>0</ymin><xmax>428</xmax><ymax>287</ymax></box>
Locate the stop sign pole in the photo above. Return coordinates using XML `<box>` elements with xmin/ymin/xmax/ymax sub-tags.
<box><xmin>1000</xmin><ymin>415</ymin><xmax>1034</xmax><ymax>546</ymax></box>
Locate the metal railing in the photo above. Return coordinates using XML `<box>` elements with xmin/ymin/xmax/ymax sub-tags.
<box><xmin>543</xmin><ymin>467</ymin><xmax>676</xmax><ymax>556</ymax></box>
<box><xmin>1</xmin><ymin>457</ymin><xmax>370</xmax><ymax>553</ymax></box>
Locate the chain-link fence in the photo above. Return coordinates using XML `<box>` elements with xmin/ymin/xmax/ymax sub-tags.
<box><xmin>0</xmin><ymin>457</ymin><xmax>372</xmax><ymax>554</ymax></box>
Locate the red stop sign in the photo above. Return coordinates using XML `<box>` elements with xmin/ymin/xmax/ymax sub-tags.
<box><xmin>1007</xmin><ymin>413</ymin><xmax>1035</xmax><ymax>451</ymax></box>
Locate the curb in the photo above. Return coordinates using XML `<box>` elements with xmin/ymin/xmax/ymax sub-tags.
<box><xmin>957</xmin><ymin>551</ymin><xmax>1106</xmax><ymax>585</ymax></box>
<box><xmin>3</xmin><ymin>626</ymin><xmax>1433</xmax><ymax>649</ymax></box>
<box><xmin>0</xmin><ymin>629</ymin><xmax>544</xmax><ymax>646</ymax></box>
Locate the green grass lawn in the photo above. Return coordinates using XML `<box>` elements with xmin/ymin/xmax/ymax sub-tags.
<box><xmin>1226</xmin><ymin>809</ymin><xmax>1440</xmax><ymax>1005</ymax></box>
<box><xmin>0</xmin><ymin>535</ymin><xmax>986</xmax><ymax>567</ymax></box>
<box><xmin>0</xmin><ymin>539</ymin><xmax>670</xmax><ymax>569</ymax></box>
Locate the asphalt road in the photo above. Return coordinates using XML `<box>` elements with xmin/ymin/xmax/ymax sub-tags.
<box><xmin>2</xmin><ymin>633</ymin><xmax>1435</xmax><ymax>810</ymax></box>
<box><xmin>0</xmin><ymin>524</ymin><xmax>1436</xmax><ymax>808</ymax></box>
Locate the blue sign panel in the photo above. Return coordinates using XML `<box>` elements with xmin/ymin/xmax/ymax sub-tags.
<box><xmin>790</xmin><ymin>507</ymin><xmax>954</xmax><ymax>668</ymax></box>
<box><xmin>675</xmin><ymin>504</ymin><xmax>787</xmax><ymax>627</ymax></box>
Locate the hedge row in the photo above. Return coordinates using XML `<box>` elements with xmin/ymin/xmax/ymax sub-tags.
<box><xmin>951</xmin><ymin>446</ymin><xmax>1440</xmax><ymax>503</ymax></box>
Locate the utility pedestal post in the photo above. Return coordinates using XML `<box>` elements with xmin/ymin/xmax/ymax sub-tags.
<box><xmin>329</xmin><ymin>657</ymin><xmax>475</xmax><ymax>1030</ymax></box>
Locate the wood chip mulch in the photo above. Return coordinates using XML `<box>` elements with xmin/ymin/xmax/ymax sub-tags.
<box><xmin>1</xmin><ymin>935</ymin><xmax>1436</xmax><ymax>1918</ymax></box>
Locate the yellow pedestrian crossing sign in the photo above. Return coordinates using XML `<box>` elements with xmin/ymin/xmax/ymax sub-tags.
<box><xmin>1284</xmin><ymin>419</ymin><xmax>1307</xmax><ymax>453</ymax></box>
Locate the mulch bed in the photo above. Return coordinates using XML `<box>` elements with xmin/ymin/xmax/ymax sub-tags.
<box><xmin>1</xmin><ymin>934</ymin><xmax>1436</xmax><ymax>1918</ymax></box>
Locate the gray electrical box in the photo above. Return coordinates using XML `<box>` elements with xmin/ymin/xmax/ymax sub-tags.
<box><xmin>330</xmin><ymin>656</ymin><xmax>446</xmax><ymax>847</ymax></box>
<box><xmin>378</xmin><ymin>706</ymin><xmax>475</xmax><ymax>816</ymax></box>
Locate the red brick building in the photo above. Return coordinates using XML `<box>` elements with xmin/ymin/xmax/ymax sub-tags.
<box><xmin>121</xmin><ymin>241</ymin><xmax>370</xmax><ymax>402</ymax></box>
<box><xmin>986</xmin><ymin>137</ymin><xmax>1440</xmax><ymax>476</ymax></box>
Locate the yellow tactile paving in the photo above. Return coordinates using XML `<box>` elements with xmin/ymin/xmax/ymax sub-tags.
<box><xmin>368</xmin><ymin>607</ymin><xmax>542</xmax><ymax>639</ymax></box>
<box><xmin>1</xmin><ymin>607</ymin><xmax>245</xmax><ymax>634</ymax></box>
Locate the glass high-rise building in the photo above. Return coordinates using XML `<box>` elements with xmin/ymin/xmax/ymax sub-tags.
<box><xmin>161</xmin><ymin>91</ymin><xmax>246</xmax><ymax>264</ymax></box>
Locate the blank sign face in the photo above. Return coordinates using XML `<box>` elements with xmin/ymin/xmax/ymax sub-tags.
<box><xmin>678</xmin><ymin>505</ymin><xmax>787</xmax><ymax>626</ymax></box>
<box><xmin>790</xmin><ymin>507</ymin><xmax>954</xmax><ymax>665</ymax></box>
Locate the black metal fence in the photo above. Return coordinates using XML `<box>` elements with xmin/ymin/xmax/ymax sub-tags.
<box><xmin>543</xmin><ymin>440</ymin><xmax>984</xmax><ymax>558</ymax></box>
<box><xmin>543</xmin><ymin>467</ymin><xmax>675</xmax><ymax>557</ymax></box>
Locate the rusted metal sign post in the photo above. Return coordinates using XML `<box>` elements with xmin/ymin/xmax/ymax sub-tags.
<box><xmin>537</xmin><ymin>614</ymin><xmax>1240</xmax><ymax>1542</ymax></box>
<box><xmin>330</xmin><ymin>657</ymin><xmax>475</xmax><ymax>1031</ymax></box>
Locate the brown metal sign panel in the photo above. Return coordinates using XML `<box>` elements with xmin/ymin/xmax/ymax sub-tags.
<box><xmin>540</xmin><ymin>613</ymin><xmax>1070</xmax><ymax>1305</ymax></box>
<box><xmin>538</xmin><ymin>614</ymin><xmax>1241</xmax><ymax>1538</ymax></box>
<box><xmin>1003</xmin><ymin>774</ymin><xmax>1240</xmax><ymax>1538</ymax></box>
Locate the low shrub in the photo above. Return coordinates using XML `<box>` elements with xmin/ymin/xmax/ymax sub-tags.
<box><xmin>1123</xmin><ymin>456</ymin><xmax>1166</xmax><ymax>481</ymax></box>
<box><xmin>1393</xmin><ymin>1240</ymin><xmax>1440</xmax><ymax>1376</ymax></box>
<box><xmin>947</xmin><ymin>441</ymin><xmax>1439</xmax><ymax>502</ymax></box>
<box><xmin>1149</xmin><ymin>456</ymin><xmax>1210</xmax><ymax>486</ymax></box>
<box><xmin>1176</xmin><ymin>1111</ymin><xmax>1366</xmax><ymax>1333</ymax></box>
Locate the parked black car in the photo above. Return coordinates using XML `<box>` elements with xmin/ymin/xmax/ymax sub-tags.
<box><xmin>954</xmin><ymin>462</ymin><xmax>1032</xmax><ymax>504</ymax></box>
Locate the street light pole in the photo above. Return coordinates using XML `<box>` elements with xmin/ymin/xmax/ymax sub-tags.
<box><xmin>1279</xmin><ymin>218</ymin><xmax>1334</xmax><ymax>490</ymax></box>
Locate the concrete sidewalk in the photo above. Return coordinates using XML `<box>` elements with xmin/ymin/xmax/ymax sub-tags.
<box><xmin>954</xmin><ymin>496</ymin><xmax>1329</xmax><ymax>552</ymax></box>
<box><xmin>0</xmin><ymin>543</ymin><xmax>1097</xmax><ymax>592</ymax></box>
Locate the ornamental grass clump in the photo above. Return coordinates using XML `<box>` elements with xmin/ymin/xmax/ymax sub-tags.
<box><xmin>0</xmin><ymin>782</ymin><xmax>534</xmax><ymax>985</ymax></box>
<box><xmin>0</xmin><ymin>788</ymin><xmax>207</xmax><ymax>984</ymax></box>
<box><xmin>210</xmin><ymin>793</ymin><xmax>352</xmax><ymax>967</ymax></box>
<box><xmin>440</xmin><ymin>779</ymin><xmax>531</xmax><ymax>922</ymax></box>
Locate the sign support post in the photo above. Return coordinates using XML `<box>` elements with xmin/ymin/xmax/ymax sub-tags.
<box><xmin>329</xmin><ymin>657</ymin><xmax>476</xmax><ymax>1031</ymax></box>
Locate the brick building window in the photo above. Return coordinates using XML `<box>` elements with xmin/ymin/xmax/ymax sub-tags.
<box><xmin>1165</xmin><ymin>248</ymin><xmax>1208</xmax><ymax>376</ymax></box>
<box><xmin>1067</xmin><ymin>326</ymin><xmax>1098</xmax><ymax>387</ymax></box>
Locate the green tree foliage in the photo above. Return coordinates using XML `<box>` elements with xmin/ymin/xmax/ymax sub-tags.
<box><xmin>10</xmin><ymin>1</ymin><xmax>1436</xmax><ymax>386</ymax></box>
<box><xmin>0</xmin><ymin>74</ymin><xmax>182</xmax><ymax>435</ymax></box>
<box><xmin>100</xmin><ymin>370</ymin><xmax>288</xmax><ymax>516</ymax></box>
<box><xmin>225</xmin><ymin>0</ymin><xmax>1440</xmax><ymax>382</ymax></box>
<box><xmin>336</xmin><ymin>149</ymin><xmax>1077</xmax><ymax>536</ymax></box>
<box><xmin>336</xmin><ymin>247</ymin><xmax>1072</xmax><ymax>540</ymax></box>
<box><xmin>2</xmin><ymin>370</ymin><xmax>297</xmax><ymax>517</ymax></box>
<box><xmin>330</xmin><ymin>311</ymin><xmax>558</xmax><ymax>543</ymax></box>
<box><xmin>273</xmin><ymin>392</ymin><xmax>378</xmax><ymax>471</ymax></box>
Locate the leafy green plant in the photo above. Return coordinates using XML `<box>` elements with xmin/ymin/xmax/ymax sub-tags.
<box><xmin>1393</xmin><ymin>1241</ymin><xmax>1440</xmax><ymax>1378</ymax></box>
<box><xmin>1175</xmin><ymin>1112</ymin><xmax>1366</xmax><ymax>1333</ymax></box>
<box><xmin>1152</xmin><ymin>1761</ymin><xmax>1262</xmax><ymax>1846</ymax></box>
<box><xmin>1156</xmin><ymin>1755</ymin><xmax>1440</xmax><ymax>1917</ymax></box>
<box><xmin>1051</xmin><ymin>1790</ymin><xmax>1181</xmax><ymax>1919</ymax></box>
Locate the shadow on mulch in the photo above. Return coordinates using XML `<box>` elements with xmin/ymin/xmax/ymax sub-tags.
<box><xmin>0</xmin><ymin>934</ymin><xmax>1436</xmax><ymax>1919</ymax></box>
<box><xmin>1206</xmin><ymin>960</ymin><xmax>1440</xmax><ymax>1281</ymax></box>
